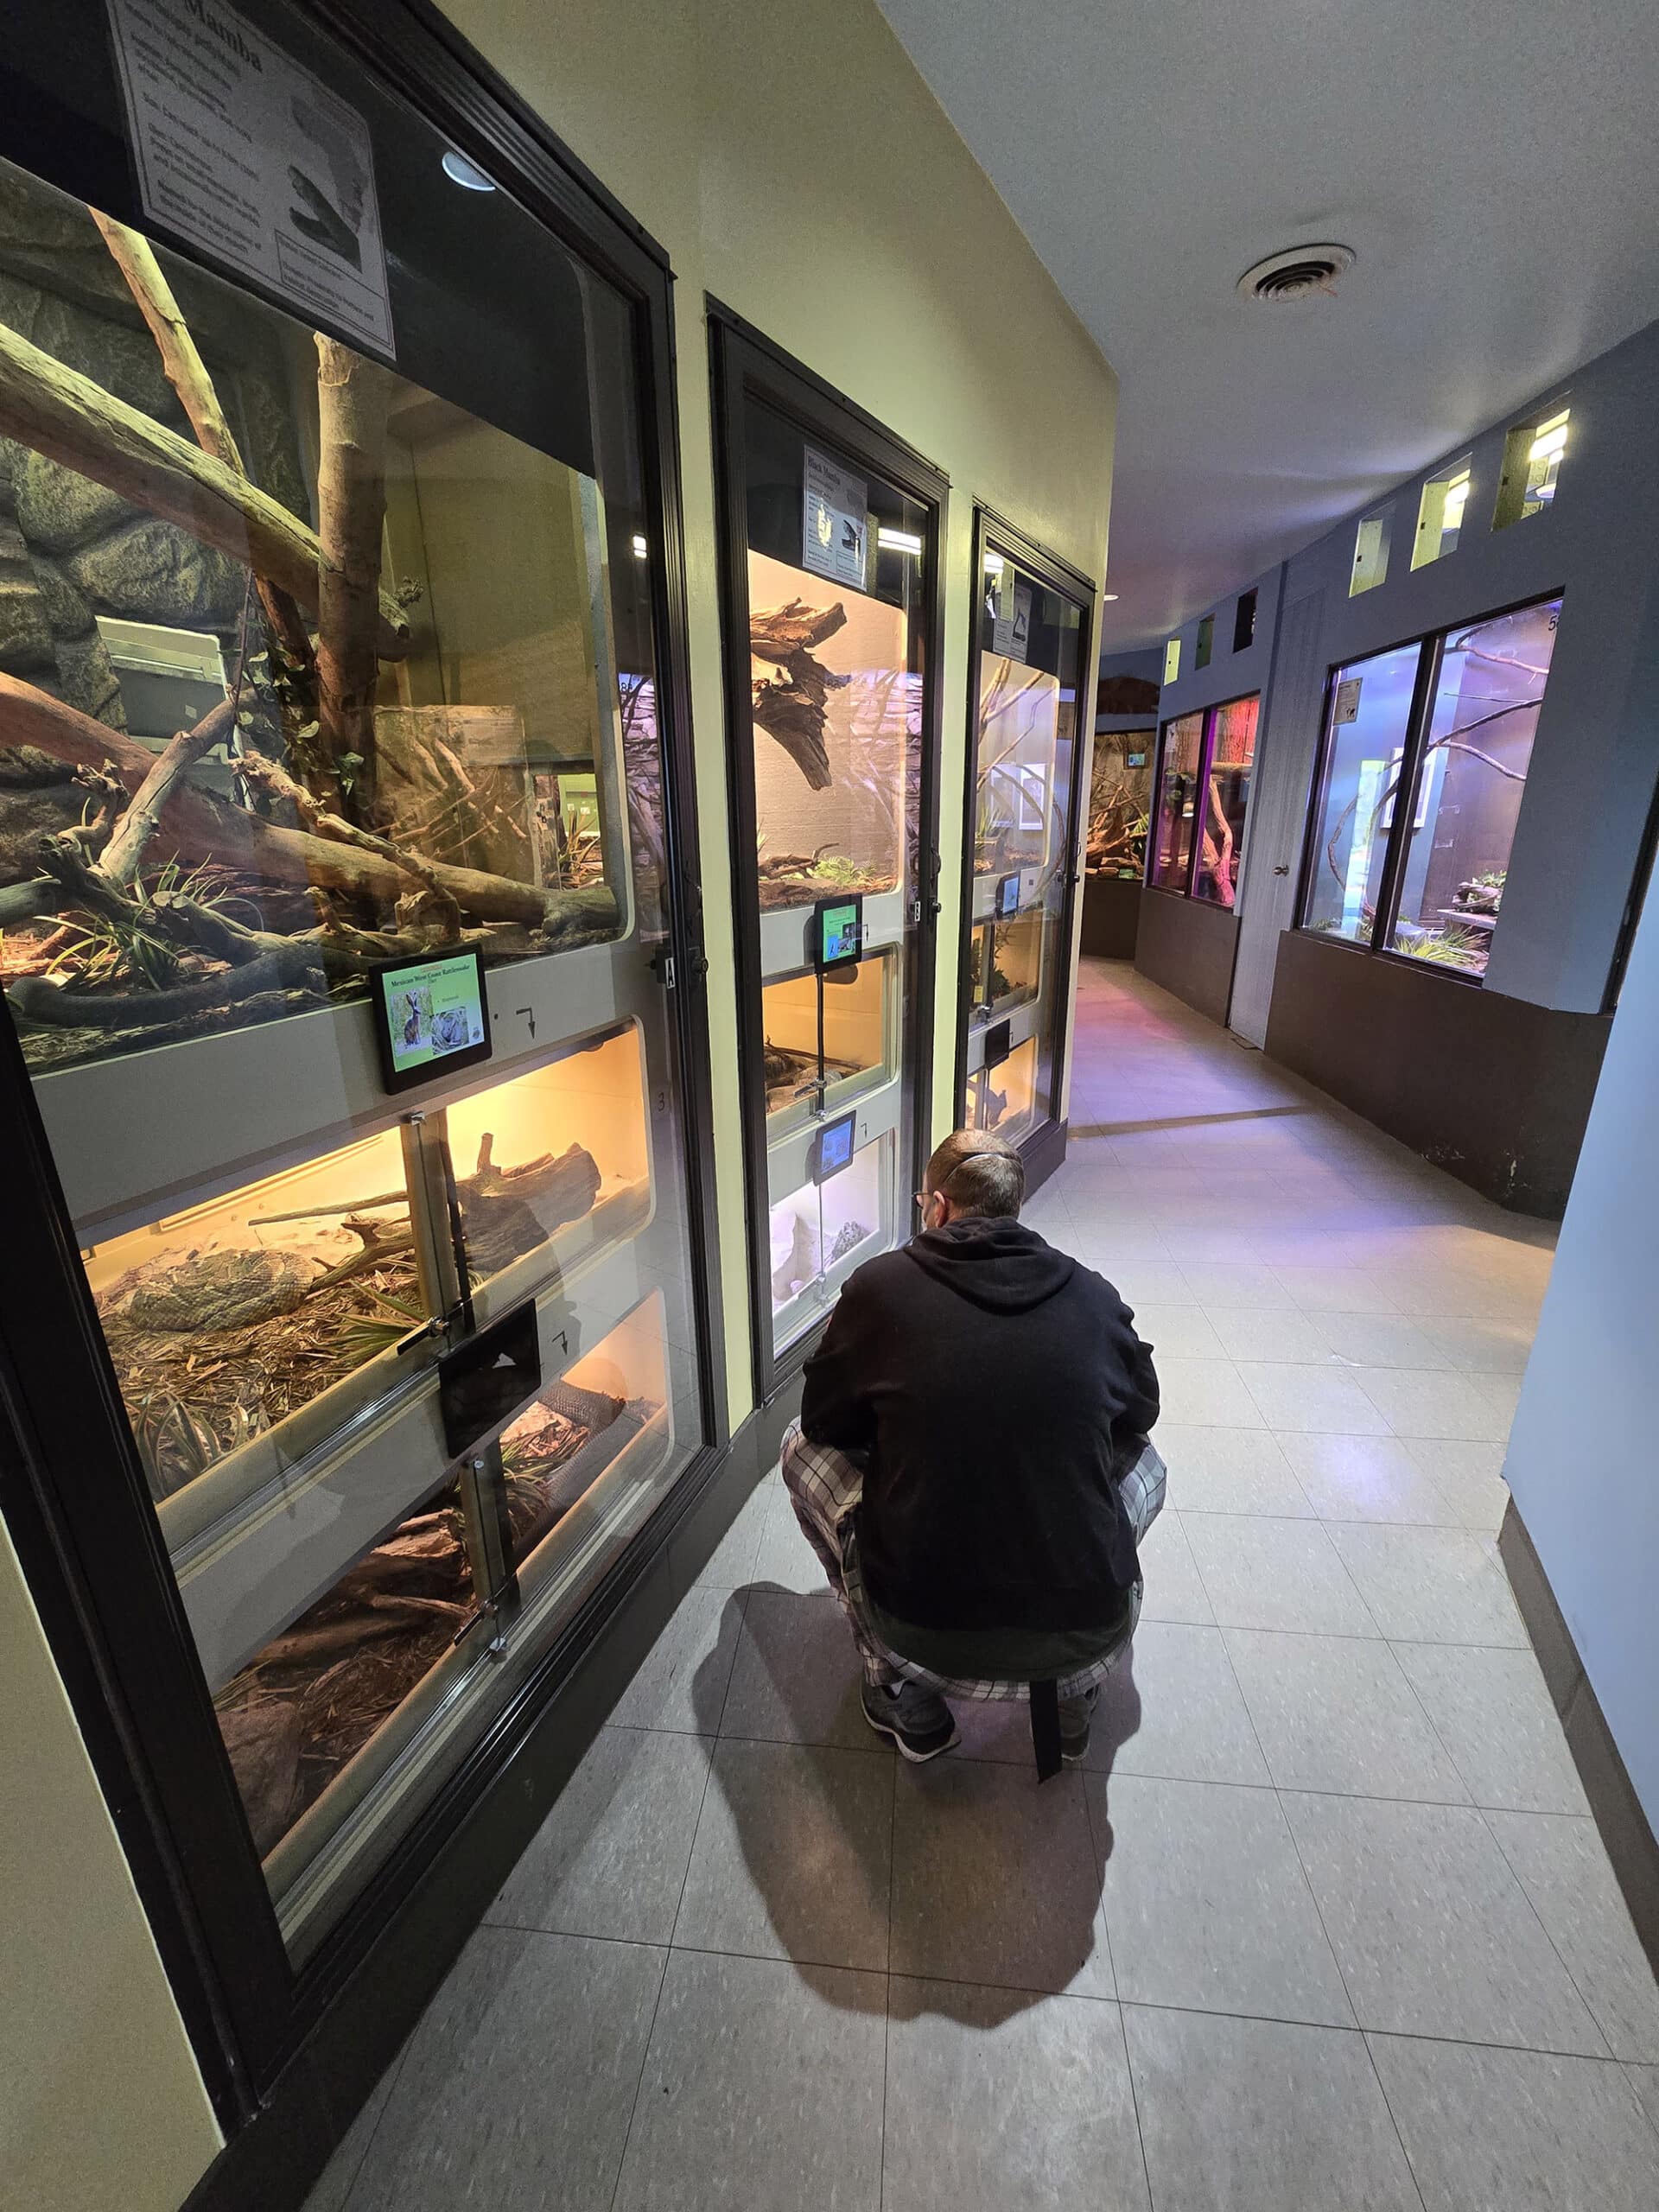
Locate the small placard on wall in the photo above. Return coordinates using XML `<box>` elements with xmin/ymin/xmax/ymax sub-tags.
<box><xmin>105</xmin><ymin>0</ymin><xmax>396</xmax><ymax>357</ymax></box>
<box><xmin>1334</xmin><ymin>676</ymin><xmax>1363</xmax><ymax>724</ymax></box>
<box><xmin>803</xmin><ymin>446</ymin><xmax>868</xmax><ymax>588</ymax></box>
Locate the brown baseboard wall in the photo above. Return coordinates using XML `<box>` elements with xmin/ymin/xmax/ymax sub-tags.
<box><xmin>1498</xmin><ymin>1499</ymin><xmax>1659</xmax><ymax>1979</ymax></box>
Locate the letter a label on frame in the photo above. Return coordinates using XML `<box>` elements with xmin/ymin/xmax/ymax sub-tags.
<box><xmin>105</xmin><ymin>0</ymin><xmax>396</xmax><ymax>357</ymax></box>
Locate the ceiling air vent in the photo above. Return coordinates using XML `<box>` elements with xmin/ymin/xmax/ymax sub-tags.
<box><xmin>1237</xmin><ymin>244</ymin><xmax>1355</xmax><ymax>303</ymax></box>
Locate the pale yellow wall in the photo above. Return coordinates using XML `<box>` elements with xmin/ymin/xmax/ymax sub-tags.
<box><xmin>446</xmin><ymin>0</ymin><xmax>1117</xmax><ymax>1426</ymax></box>
<box><xmin>0</xmin><ymin>1522</ymin><xmax>222</xmax><ymax>2212</ymax></box>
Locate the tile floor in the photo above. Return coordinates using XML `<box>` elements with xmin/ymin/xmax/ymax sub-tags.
<box><xmin>310</xmin><ymin>960</ymin><xmax>1659</xmax><ymax>2211</ymax></box>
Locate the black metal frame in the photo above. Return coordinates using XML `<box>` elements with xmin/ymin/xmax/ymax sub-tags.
<box><xmin>1147</xmin><ymin>687</ymin><xmax>1262</xmax><ymax>905</ymax></box>
<box><xmin>0</xmin><ymin>0</ymin><xmax>727</xmax><ymax>2125</ymax></box>
<box><xmin>1293</xmin><ymin>588</ymin><xmax>1566</xmax><ymax>989</ymax></box>
<box><xmin>706</xmin><ymin>301</ymin><xmax>949</xmax><ymax>1404</ymax></box>
<box><xmin>953</xmin><ymin>507</ymin><xmax>1097</xmax><ymax>1166</ymax></box>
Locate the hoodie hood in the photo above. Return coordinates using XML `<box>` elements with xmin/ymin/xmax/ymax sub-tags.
<box><xmin>905</xmin><ymin>1217</ymin><xmax>1076</xmax><ymax>1314</ymax></box>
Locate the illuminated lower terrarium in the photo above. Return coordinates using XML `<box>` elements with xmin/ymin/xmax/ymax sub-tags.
<box><xmin>760</xmin><ymin>956</ymin><xmax>892</xmax><ymax>1126</ymax></box>
<box><xmin>969</xmin><ymin>911</ymin><xmax>1045</xmax><ymax>1020</ymax></box>
<box><xmin>79</xmin><ymin>1023</ymin><xmax>650</xmax><ymax>1504</ymax></box>
<box><xmin>214</xmin><ymin>1300</ymin><xmax>671</xmax><ymax>1863</ymax></box>
<box><xmin>967</xmin><ymin>1037</ymin><xmax>1039</xmax><ymax>1143</ymax></box>
<box><xmin>769</xmin><ymin>1135</ymin><xmax>891</xmax><ymax>1343</ymax></box>
<box><xmin>747</xmin><ymin>550</ymin><xmax>914</xmax><ymax>911</ymax></box>
<box><xmin>0</xmin><ymin>155</ymin><xmax>634</xmax><ymax>1081</ymax></box>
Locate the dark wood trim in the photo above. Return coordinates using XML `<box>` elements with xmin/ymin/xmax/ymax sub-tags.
<box><xmin>953</xmin><ymin>507</ymin><xmax>1097</xmax><ymax>1162</ymax></box>
<box><xmin>1498</xmin><ymin>1501</ymin><xmax>1659</xmax><ymax>1980</ymax></box>
<box><xmin>1134</xmin><ymin>887</ymin><xmax>1241</xmax><ymax>1026</ymax></box>
<box><xmin>1020</xmin><ymin>1113</ymin><xmax>1069</xmax><ymax>1201</ymax></box>
<box><xmin>183</xmin><ymin>1389</ymin><xmax>799</xmax><ymax>2212</ymax></box>
<box><xmin>706</xmin><ymin>302</ymin><xmax>949</xmax><ymax>1404</ymax></box>
<box><xmin>1370</xmin><ymin>635</ymin><xmax>1442</xmax><ymax>953</ymax></box>
<box><xmin>1263</xmin><ymin>927</ymin><xmax>1609</xmax><ymax>1215</ymax></box>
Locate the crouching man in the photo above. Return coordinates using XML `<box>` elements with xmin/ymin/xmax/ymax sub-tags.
<box><xmin>782</xmin><ymin>1128</ymin><xmax>1162</xmax><ymax>1771</ymax></box>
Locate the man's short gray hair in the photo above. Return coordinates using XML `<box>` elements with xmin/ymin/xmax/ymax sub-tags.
<box><xmin>924</xmin><ymin>1128</ymin><xmax>1025</xmax><ymax>1220</ymax></box>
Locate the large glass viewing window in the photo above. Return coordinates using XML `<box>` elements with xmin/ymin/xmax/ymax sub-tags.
<box><xmin>957</xmin><ymin>516</ymin><xmax>1092</xmax><ymax>1167</ymax></box>
<box><xmin>1300</xmin><ymin>597</ymin><xmax>1562</xmax><ymax>979</ymax></box>
<box><xmin>1149</xmin><ymin>696</ymin><xmax>1261</xmax><ymax>907</ymax></box>
<box><xmin>0</xmin><ymin>0</ymin><xmax>715</xmax><ymax>2072</ymax></box>
<box><xmin>710</xmin><ymin>313</ymin><xmax>944</xmax><ymax>1392</ymax></box>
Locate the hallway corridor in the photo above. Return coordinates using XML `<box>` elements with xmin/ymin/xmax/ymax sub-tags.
<box><xmin>311</xmin><ymin>963</ymin><xmax>1659</xmax><ymax>2212</ymax></box>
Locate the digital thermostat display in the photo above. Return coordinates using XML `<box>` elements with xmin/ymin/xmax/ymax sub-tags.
<box><xmin>812</xmin><ymin>893</ymin><xmax>864</xmax><ymax>972</ymax></box>
<box><xmin>809</xmin><ymin>1109</ymin><xmax>857</xmax><ymax>1184</ymax></box>
<box><xmin>371</xmin><ymin>945</ymin><xmax>493</xmax><ymax>1093</ymax></box>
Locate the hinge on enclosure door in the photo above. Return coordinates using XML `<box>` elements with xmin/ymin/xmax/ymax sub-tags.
<box><xmin>909</xmin><ymin>898</ymin><xmax>923</xmax><ymax>924</ymax></box>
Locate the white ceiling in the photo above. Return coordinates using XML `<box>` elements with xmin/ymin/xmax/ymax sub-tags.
<box><xmin>878</xmin><ymin>0</ymin><xmax>1659</xmax><ymax>652</ymax></box>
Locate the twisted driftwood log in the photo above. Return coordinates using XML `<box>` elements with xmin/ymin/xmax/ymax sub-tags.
<box><xmin>750</xmin><ymin>598</ymin><xmax>849</xmax><ymax>790</ymax></box>
<box><xmin>0</xmin><ymin>318</ymin><xmax>410</xmax><ymax>658</ymax></box>
<box><xmin>0</xmin><ymin>677</ymin><xmax>617</xmax><ymax>938</ymax></box>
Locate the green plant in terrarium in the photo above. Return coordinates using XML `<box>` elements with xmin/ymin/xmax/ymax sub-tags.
<box><xmin>1397</xmin><ymin>921</ymin><xmax>1487</xmax><ymax>970</ymax></box>
<box><xmin>1450</xmin><ymin>868</ymin><xmax>1505</xmax><ymax>918</ymax></box>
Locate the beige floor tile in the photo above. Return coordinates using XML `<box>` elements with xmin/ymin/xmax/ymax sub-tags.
<box><xmin>1125</xmin><ymin>2008</ymin><xmax>1422</xmax><ymax>2212</ymax></box>
<box><xmin>1484</xmin><ymin>1810</ymin><xmax>1659</xmax><ymax>2062</ymax></box>
<box><xmin>1159</xmin><ymin>1424</ymin><xmax>1313</xmax><ymax>1516</ymax></box>
<box><xmin>1154</xmin><ymin>1355</ymin><xmax>1266</xmax><ymax>1427</ymax></box>
<box><xmin>1183</xmin><ymin>1513</ymin><xmax>1380</xmax><ymax>1637</ymax></box>
<box><xmin>1131</xmin><ymin>1303</ymin><xmax>1227</xmax><ymax>1358</ymax></box>
<box><xmin>1272</xmin><ymin>1266</ymin><xmax>1402</xmax><ymax>1313</ymax></box>
<box><xmin>1236</xmin><ymin>1361</ymin><xmax>1393</xmax><ymax>1435</ymax></box>
<box><xmin>1326</xmin><ymin>1522</ymin><xmax>1527</xmax><ymax>1645</ymax></box>
<box><xmin>1391</xmin><ymin>1643</ymin><xmax>1587</xmax><ymax>1814</ymax></box>
<box><xmin>1349</xmin><ymin>1365</ymin><xmax>1517</xmax><ymax>1441</ymax></box>
<box><xmin>1278</xmin><ymin>1432</ymin><xmax>1460</xmax><ymax>1525</ymax></box>
<box><xmin>1136</xmin><ymin>1507</ymin><xmax>1217</xmax><ymax>1625</ymax></box>
<box><xmin>1205</xmin><ymin>1306</ymin><xmax>1332</xmax><ymax>1363</ymax></box>
<box><xmin>1369</xmin><ymin>2036</ymin><xmax>1659</xmax><ymax>2211</ymax></box>
<box><xmin>1282</xmin><ymin>1791</ymin><xmax>1605</xmax><ymax>2051</ymax></box>
<box><xmin>1224</xmin><ymin>1629</ymin><xmax>1467</xmax><ymax>1802</ymax></box>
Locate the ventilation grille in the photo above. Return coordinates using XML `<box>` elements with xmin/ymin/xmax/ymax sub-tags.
<box><xmin>1237</xmin><ymin>244</ymin><xmax>1355</xmax><ymax>303</ymax></box>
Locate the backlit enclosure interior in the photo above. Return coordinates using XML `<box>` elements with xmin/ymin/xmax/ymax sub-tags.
<box><xmin>0</xmin><ymin>64</ymin><xmax>706</xmax><ymax>1961</ymax></box>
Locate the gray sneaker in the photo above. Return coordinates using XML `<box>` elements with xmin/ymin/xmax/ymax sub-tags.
<box><xmin>861</xmin><ymin>1680</ymin><xmax>959</xmax><ymax>1763</ymax></box>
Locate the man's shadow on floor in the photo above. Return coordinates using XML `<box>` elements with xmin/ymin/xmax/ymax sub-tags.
<box><xmin>690</xmin><ymin>1581</ymin><xmax>1143</xmax><ymax>2024</ymax></box>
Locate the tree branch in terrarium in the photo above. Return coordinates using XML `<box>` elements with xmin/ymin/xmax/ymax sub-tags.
<box><xmin>0</xmin><ymin>317</ymin><xmax>410</xmax><ymax>658</ymax></box>
<box><xmin>1322</xmin><ymin>698</ymin><xmax>1535</xmax><ymax>898</ymax></box>
<box><xmin>750</xmin><ymin>597</ymin><xmax>850</xmax><ymax>790</ymax></box>
<box><xmin>88</xmin><ymin>209</ymin><xmax>320</xmax><ymax>690</ymax></box>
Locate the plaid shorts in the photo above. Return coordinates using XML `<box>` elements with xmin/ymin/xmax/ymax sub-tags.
<box><xmin>779</xmin><ymin>1421</ymin><xmax>1166</xmax><ymax>1702</ymax></box>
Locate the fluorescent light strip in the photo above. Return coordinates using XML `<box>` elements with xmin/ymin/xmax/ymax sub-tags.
<box><xmin>878</xmin><ymin>526</ymin><xmax>923</xmax><ymax>556</ymax></box>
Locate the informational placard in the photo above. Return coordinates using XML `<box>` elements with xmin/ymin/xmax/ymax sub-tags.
<box><xmin>371</xmin><ymin>947</ymin><xmax>493</xmax><ymax>1093</ymax></box>
<box><xmin>993</xmin><ymin>580</ymin><xmax>1032</xmax><ymax>661</ymax></box>
<box><xmin>1333</xmin><ymin>676</ymin><xmax>1363</xmax><ymax>724</ymax></box>
<box><xmin>803</xmin><ymin>446</ymin><xmax>868</xmax><ymax>588</ymax></box>
<box><xmin>997</xmin><ymin>873</ymin><xmax>1020</xmax><ymax>919</ymax></box>
<box><xmin>105</xmin><ymin>0</ymin><xmax>396</xmax><ymax>357</ymax></box>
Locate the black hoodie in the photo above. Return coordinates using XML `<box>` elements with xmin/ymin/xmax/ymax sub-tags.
<box><xmin>800</xmin><ymin>1217</ymin><xmax>1160</xmax><ymax>1632</ymax></box>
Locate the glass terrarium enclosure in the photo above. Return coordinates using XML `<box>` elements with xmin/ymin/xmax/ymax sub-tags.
<box><xmin>959</xmin><ymin>524</ymin><xmax>1090</xmax><ymax>1173</ymax></box>
<box><xmin>1150</xmin><ymin>696</ymin><xmax>1262</xmax><ymax>908</ymax></box>
<box><xmin>1302</xmin><ymin>598</ymin><xmax>1561</xmax><ymax>979</ymax></box>
<box><xmin>715</xmin><ymin>322</ymin><xmax>940</xmax><ymax>1380</ymax></box>
<box><xmin>1087</xmin><ymin>730</ymin><xmax>1153</xmax><ymax>879</ymax></box>
<box><xmin>0</xmin><ymin>0</ymin><xmax>711</xmax><ymax>1985</ymax></box>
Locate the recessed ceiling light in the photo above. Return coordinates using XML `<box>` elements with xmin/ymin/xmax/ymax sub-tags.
<box><xmin>1236</xmin><ymin>243</ymin><xmax>1355</xmax><ymax>302</ymax></box>
<box><xmin>1102</xmin><ymin>593</ymin><xmax>1119</xmax><ymax>601</ymax></box>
